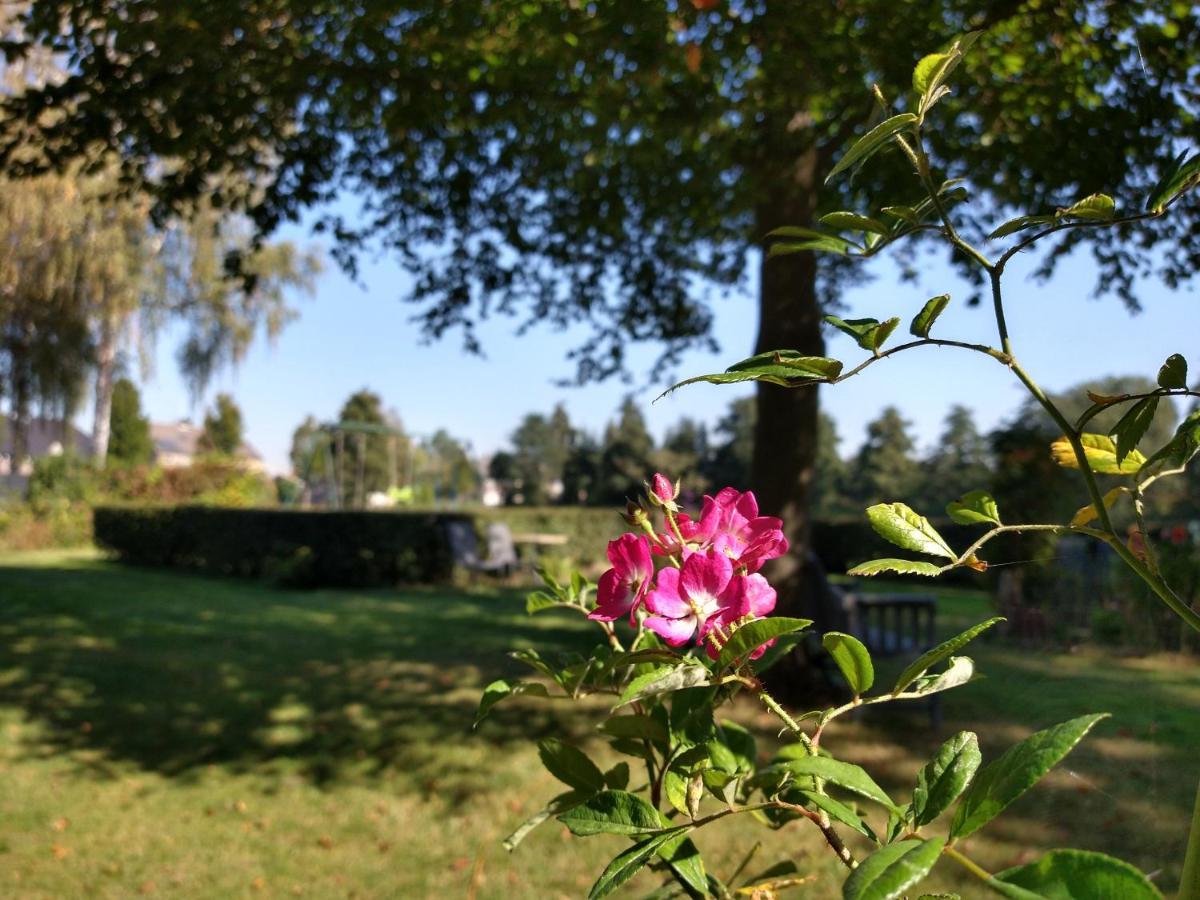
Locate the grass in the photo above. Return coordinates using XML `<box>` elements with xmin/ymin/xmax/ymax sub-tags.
<box><xmin>0</xmin><ymin>549</ymin><xmax>1197</xmax><ymax>898</ymax></box>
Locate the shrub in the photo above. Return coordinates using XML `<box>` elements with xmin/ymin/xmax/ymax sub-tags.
<box><xmin>93</xmin><ymin>506</ymin><xmax>470</xmax><ymax>587</ymax></box>
<box><xmin>0</xmin><ymin>500</ymin><xmax>93</xmax><ymax>550</ymax></box>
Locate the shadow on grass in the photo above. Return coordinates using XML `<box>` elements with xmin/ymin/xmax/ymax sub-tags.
<box><xmin>0</xmin><ymin>559</ymin><xmax>602</xmax><ymax>796</ymax></box>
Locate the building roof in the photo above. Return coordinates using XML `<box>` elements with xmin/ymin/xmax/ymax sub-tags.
<box><xmin>0</xmin><ymin>416</ymin><xmax>94</xmax><ymax>459</ymax></box>
<box><xmin>149</xmin><ymin>420</ymin><xmax>262</xmax><ymax>461</ymax></box>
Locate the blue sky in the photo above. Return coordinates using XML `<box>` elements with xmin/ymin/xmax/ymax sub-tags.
<box><xmin>134</xmin><ymin>226</ymin><xmax>1197</xmax><ymax>474</ymax></box>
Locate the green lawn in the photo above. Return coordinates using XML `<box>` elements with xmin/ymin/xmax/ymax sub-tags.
<box><xmin>0</xmin><ymin>550</ymin><xmax>1196</xmax><ymax>898</ymax></box>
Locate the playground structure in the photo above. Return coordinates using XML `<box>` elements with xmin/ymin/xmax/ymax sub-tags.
<box><xmin>293</xmin><ymin>420</ymin><xmax>412</xmax><ymax>510</ymax></box>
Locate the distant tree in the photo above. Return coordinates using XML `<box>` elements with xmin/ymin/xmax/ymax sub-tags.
<box><xmin>919</xmin><ymin>405</ymin><xmax>993</xmax><ymax>513</ymax></box>
<box><xmin>657</xmin><ymin>417</ymin><xmax>710</xmax><ymax>498</ymax></box>
<box><xmin>562</xmin><ymin>437</ymin><xmax>602</xmax><ymax>506</ymax></box>
<box><xmin>106</xmin><ymin>377</ymin><xmax>153</xmax><ymax>466</ymax></box>
<box><xmin>813</xmin><ymin>412</ymin><xmax>850</xmax><ymax>518</ymax></box>
<box><xmin>488</xmin><ymin>451</ymin><xmax>519</xmax><ymax>505</ymax></box>
<box><xmin>509</xmin><ymin>404</ymin><xmax>577</xmax><ymax>505</ymax></box>
<box><xmin>199</xmin><ymin>393</ymin><xmax>244</xmax><ymax>457</ymax></box>
<box><xmin>289</xmin><ymin>415</ymin><xmax>325</xmax><ymax>480</ymax></box>
<box><xmin>849</xmin><ymin>407</ymin><xmax>919</xmax><ymax>506</ymax></box>
<box><xmin>598</xmin><ymin>398</ymin><xmax>655</xmax><ymax>505</ymax></box>
<box><xmin>334</xmin><ymin>390</ymin><xmax>404</xmax><ymax>504</ymax></box>
<box><xmin>703</xmin><ymin>397</ymin><xmax>755</xmax><ymax>492</ymax></box>
<box><xmin>420</xmin><ymin>429</ymin><xmax>478</xmax><ymax>502</ymax></box>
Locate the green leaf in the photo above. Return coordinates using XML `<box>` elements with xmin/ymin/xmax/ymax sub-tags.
<box><xmin>950</xmin><ymin>713</ymin><xmax>1109</xmax><ymax>840</ymax></box>
<box><xmin>771</xmin><ymin>756</ymin><xmax>899</xmax><ymax>812</ymax></box>
<box><xmin>617</xmin><ymin>664</ymin><xmax>710</xmax><ymax>707</ymax></box>
<box><xmin>1146</xmin><ymin>151</ymin><xmax>1200</xmax><ymax>212</ymax></box>
<box><xmin>825</xmin><ymin>315</ymin><xmax>902</xmax><ymax>352</ymax></box>
<box><xmin>1112</xmin><ymin>396</ymin><xmax>1159</xmax><ymax>464</ymax></box>
<box><xmin>792</xmin><ymin>789</ymin><xmax>879</xmax><ymax>841</ymax></box>
<box><xmin>843</xmin><ymin>838</ymin><xmax>945</xmax><ymax>900</ymax></box>
<box><xmin>996</xmin><ymin>849</ymin><xmax>1162</xmax><ymax>900</ymax></box>
<box><xmin>906</xmin><ymin>656</ymin><xmax>975</xmax><ymax>696</ymax></box>
<box><xmin>820</xmin><ymin>211</ymin><xmax>891</xmax><ymax>236</ymax></box>
<box><xmin>715</xmin><ymin>720</ymin><xmax>757</xmax><ymax>774</ymax></box>
<box><xmin>1158</xmin><ymin>353</ymin><xmax>1188</xmax><ymax>389</ymax></box>
<box><xmin>1069</xmin><ymin>486</ymin><xmax>1126</xmax><ymax>528</ymax></box>
<box><xmin>537</xmin><ymin>738</ymin><xmax>606</xmax><ymax>794</ymax></box>
<box><xmin>601</xmin><ymin>714</ymin><xmax>670</xmax><ymax>745</ymax></box>
<box><xmin>503</xmin><ymin>790</ymin><xmax>585</xmax><ymax>851</ymax></box>
<box><xmin>1050</xmin><ymin>433</ymin><xmax>1146</xmax><ymax>474</ymax></box>
<box><xmin>987</xmin><ymin>214</ymin><xmax>1054</xmax><ymax>240</ymax></box>
<box><xmin>1061</xmin><ymin>193</ymin><xmax>1115</xmax><ymax>220</ymax></box>
<box><xmin>913</xmin><ymin>51</ymin><xmax>953</xmax><ymax>96</ymax></box>
<box><xmin>911</xmin><ymin>732</ymin><xmax>981</xmax><ymax>827</ymax></box>
<box><xmin>946</xmin><ymin>490</ymin><xmax>1001</xmax><ymax>526</ymax></box>
<box><xmin>604</xmin><ymin>762</ymin><xmax>630</xmax><ymax>791</ymax></box>
<box><xmin>714</xmin><ymin>617</ymin><xmax>812</xmax><ymax>671</ymax></box>
<box><xmin>1143</xmin><ymin>409</ymin><xmax>1200</xmax><ymax>469</ymax></box>
<box><xmin>475</xmin><ymin>679</ymin><xmax>550</xmax><ymax>727</ymax></box>
<box><xmin>909</xmin><ymin>294</ymin><xmax>950</xmax><ymax>338</ymax></box>
<box><xmin>893</xmin><ymin>618</ymin><xmax>1003</xmax><ymax>694</ymax></box>
<box><xmin>588</xmin><ymin>828</ymin><xmax>690</xmax><ymax>899</ymax></box>
<box><xmin>526</xmin><ymin>590</ymin><xmax>562</xmax><ymax>614</ymax></box>
<box><xmin>661</xmin><ymin>352</ymin><xmax>842</xmax><ymax>397</ymax></box>
<box><xmin>882</xmin><ymin>204</ymin><xmax>922</xmax><ymax>224</ymax></box>
<box><xmin>825</xmin><ymin>113</ymin><xmax>919</xmax><ymax>184</ymax></box>
<box><xmin>657</xmin><ymin>833</ymin><xmax>708</xmax><ymax>897</ymax></box>
<box><xmin>663</xmin><ymin>768</ymin><xmax>689</xmax><ymax>817</ymax></box>
<box><xmin>510</xmin><ymin>648</ymin><xmax>556</xmax><ymax>679</ymax></box>
<box><xmin>768</xmin><ymin>237</ymin><xmax>857</xmax><ymax>258</ymax></box>
<box><xmin>558</xmin><ymin>790</ymin><xmax>664</xmax><ymax>837</ymax></box>
<box><xmin>866</xmin><ymin>503</ymin><xmax>955</xmax><ymax>559</ymax></box>
<box><xmin>847</xmin><ymin>558</ymin><xmax>943</xmax><ymax>578</ymax></box>
<box><xmin>822</xmin><ymin>632</ymin><xmax>875</xmax><ymax>695</ymax></box>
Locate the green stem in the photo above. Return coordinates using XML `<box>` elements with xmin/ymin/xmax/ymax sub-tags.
<box><xmin>1180</xmin><ymin>777</ymin><xmax>1200</xmax><ymax>900</ymax></box>
<box><xmin>943</xmin><ymin>845</ymin><xmax>1001</xmax><ymax>889</ymax></box>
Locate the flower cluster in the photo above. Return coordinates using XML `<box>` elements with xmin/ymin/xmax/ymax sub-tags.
<box><xmin>590</xmin><ymin>477</ymin><xmax>788</xmax><ymax>658</ymax></box>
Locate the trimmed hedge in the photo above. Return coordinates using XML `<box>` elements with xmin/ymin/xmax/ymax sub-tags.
<box><xmin>94</xmin><ymin>506</ymin><xmax>470</xmax><ymax>587</ymax></box>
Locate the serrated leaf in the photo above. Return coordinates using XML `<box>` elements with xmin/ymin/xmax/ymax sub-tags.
<box><xmin>847</xmin><ymin>558</ymin><xmax>943</xmax><ymax>578</ymax></box>
<box><xmin>600</xmin><ymin>714</ymin><xmax>670</xmax><ymax>745</ymax></box>
<box><xmin>913</xmin><ymin>51</ymin><xmax>953</xmax><ymax>96</ymax></box>
<box><xmin>1142</xmin><ymin>409</ymin><xmax>1200</xmax><ymax>470</ymax></box>
<box><xmin>825</xmin><ymin>113</ymin><xmax>919</xmax><ymax>184</ymax></box>
<box><xmin>907</xmin><ymin>656</ymin><xmax>975</xmax><ymax>696</ymax></box>
<box><xmin>558</xmin><ymin>790</ymin><xmax>664</xmax><ymax>837</ymax></box>
<box><xmin>866</xmin><ymin>503</ymin><xmax>955</xmax><ymax>559</ymax></box>
<box><xmin>820</xmin><ymin>211</ymin><xmax>891</xmax><ymax>236</ymax></box>
<box><xmin>946</xmin><ymin>490</ymin><xmax>1001</xmax><ymax>526</ymax></box>
<box><xmin>1061</xmin><ymin>193</ymin><xmax>1115</xmax><ymax>220</ymax></box>
<box><xmin>588</xmin><ymin>828</ymin><xmax>690</xmax><ymax>899</ymax></box>
<box><xmin>715</xmin><ymin>617</ymin><xmax>813</xmax><ymax>671</ymax></box>
<box><xmin>1146</xmin><ymin>151</ymin><xmax>1200</xmax><ymax>212</ymax></box>
<box><xmin>617</xmin><ymin>664</ymin><xmax>710</xmax><ymax>707</ymax></box>
<box><xmin>661</xmin><ymin>352</ymin><xmax>842</xmax><ymax>397</ymax></box>
<box><xmin>538</xmin><ymin>738</ymin><xmax>606</xmax><ymax>794</ymax></box>
<box><xmin>525</xmin><ymin>591</ymin><xmax>562</xmax><ymax>614</ymax></box>
<box><xmin>1070</xmin><ymin>487</ymin><xmax>1126</xmax><ymax>528</ymax></box>
<box><xmin>1050</xmin><ymin>433</ymin><xmax>1146</xmax><ymax>474</ymax></box>
<box><xmin>950</xmin><ymin>713</ymin><xmax>1108</xmax><ymax>839</ymax></box>
<box><xmin>893</xmin><ymin>618</ymin><xmax>1003</xmax><ymax>694</ymax></box>
<box><xmin>843</xmin><ymin>838</ymin><xmax>945</xmax><ymax>900</ymax></box>
<box><xmin>987</xmin><ymin>214</ymin><xmax>1055</xmax><ymax>240</ymax></box>
<box><xmin>771</xmin><ymin>756</ymin><xmax>899</xmax><ymax>812</ymax></box>
<box><xmin>792</xmin><ymin>789</ymin><xmax>878</xmax><ymax>841</ymax></box>
<box><xmin>910</xmin><ymin>294</ymin><xmax>950</xmax><ymax>338</ymax></box>
<box><xmin>823</xmin><ymin>632</ymin><xmax>875</xmax><ymax>695</ymax></box>
<box><xmin>996</xmin><ymin>849</ymin><xmax>1162</xmax><ymax>900</ymax></box>
<box><xmin>1112</xmin><ymin>396</ymin><xmax>1159</xmax><ymax>464</ymax></box>
<box><xmin>475</xmin><ymin>679</ymin><xmax>551</xmax><ymax>727</ymax></box>
<box><xmin>912</xmin><ymin>732</ymin><xmax>981</xmax><ymax>827</ymax></box>
<box><xmin>1158</xmin><ymin>353</ymin><xmax>1188</xmax><ymax>389</ymax></box>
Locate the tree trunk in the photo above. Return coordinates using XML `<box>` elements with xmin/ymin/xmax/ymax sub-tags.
<box><xmin>751</xmin><ymin>148</ymin><xmax>836</xmax><ymax>699</ymax></box>
<box><xmin>91</xmin><ymin>309</ymin><xmax>118</xmax><ymax>468</ymax></box>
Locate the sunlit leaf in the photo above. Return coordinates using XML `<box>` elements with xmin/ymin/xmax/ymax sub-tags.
<box><xmin>716</xmin><ymin>617</ymin><xmax>812</xmax><ymax>671</ymax></box>
<box><xmin>820</xmin><ymin>211</ymin><xmax>891</xmax><ymax>236</ymax></box>
<box><xmin>825</xmin><ymin>113</ymin><xmax>919</xmax><ymax>184</ymax></box>
<box><xmin>906</xmin><ymin>656</ymin><xmax>975</xmax><ymax>696</ymax></box>
<box><xmin>824</xmin><ymin>315</ymin><xmax>901</xmax><ymax>352</ymax></box>
<box><xmin>616</xmin><ymin>664</ymin><xmax>710</xmax><ymax>707</ymax></box>
<box><xmin>865</xmin><ymin>503</ymin><xmax>955</xmax><ymax>559</ymax></box>
<box><xmin>893</xmin><ymin>618</ymin><xmax>1003</xmax><ymax>694</ymax></box>
<box><xmin>1050</xmin><ymin>433</ymin><xmax>1145</xmax><ymax>474</ymax></box>
<box><xmin>558</xmin><ymin>790</ymin><xmax>664</xmax><ymax>836</ymax></box>
<box><xmin>822</xmin><ymin>632</ymin><xmax>874</xmax><ymax>695</ymax></box>
<box><xmin>847</xmin><ymin>558</ymin><xmax>943</xmax><ymax>578</ymax></box>
<box><xmin>1146</xmin><ymin>151</ymin><xmax>1200</xmax><ymax>212</ymax></box>
<box><xmin>791</xmin><ymin>789</ymin><xmax>878</xmax><ymax>841</ymax></box>
<box><xmin>770</xmin><ymin>756</ymin><xmax>900</xmax><ymax>812</ymax></box>
<box><xmin>503</xmin><ymin>790</ymin><xmax>585</xmax><ymax>851</ymax></box>
<box><xmin>1070</xmin><ymin>487</ymin><xmax>1126</xmax><ymax>528</ymax></box>
<box><xmin>1142</xmin><ymin>409</ymin><xmax>1200</xmax><ymax>470</ymax></box>
<box><xmin>660</xmin><ymin>352</ymin><xmax>843</xmax><ymax>397</ymax></box>
<box><xmin>475</xmin><ymin>679</ymin><xmax>551</xmax><ymax>727</ymax></box>
<box><xmin>950</xmin><ymin>714</ymin><xmax>1108</xmax><ymax>839</ymax></box>
<box><xmin>987</xmin><ymin>214</ymin><xmax>1054</xmax><ymax>240</ymax></box>
<box><xmin>946</xmin><ymin>490</ymin><xmax>1001</xmax><ymax>526</ymax></box>
<box><xmin>1061</xmin><ymin>193</ymin><xmax>1115</xmax><ymax>220</ymax></box>
<box><xmin>588</xmin><ymin>828</ymin><xmax>690</xmax><ymax>899</ymax></box>
<box><xmin>843</xmin><ymin>838</ymin><xmax>944</xmax><ymax>900</ymax></box>
<box><xmin>912</xmin><ymin>731</ymin><xmax>981</xmax><ymax>827</ymax></box>
<box><xmin>996</xmin><ymin>849</ymin><xmax>1162</xmax><ymax>900</ymax></box>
